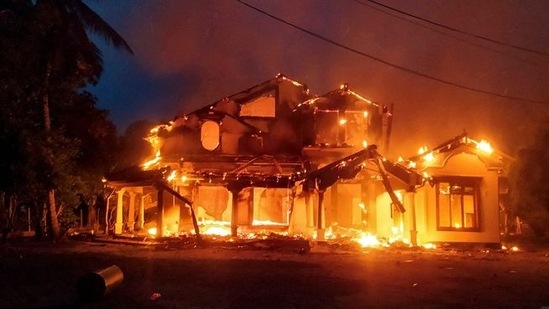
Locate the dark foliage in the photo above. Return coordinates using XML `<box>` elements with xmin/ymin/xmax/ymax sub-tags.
<box><xmin>0</xmin><ymin>0</ymin><xmax>132</xmax><ymax>238</ymax></box>
<box><xmin>509</xmin><ymin>121</ymin><xmax>549</xmax><ymax>237</ymax></box>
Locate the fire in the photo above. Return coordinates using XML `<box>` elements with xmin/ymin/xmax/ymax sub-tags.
<box><xmin>202</xmin><ymin>226</ymin><xmax>231</xmax><ymax>236</ymax></box>
<box><xmin>502</xmin><ymin>245</ymin><xmax>520</xmax><ymax>252</ymax></box>
<box><xmin>252</xmin><ymin>219</ymin><xmax>287</xmax><ymax>226</ymax></box>
<box><xmin>167</xmin><ymin>170</ymin><xmax>177</xmax><ymax>182</ymax></box>
<box><xmin>339</xmin><ymin>118</ymin><xmax>347</xmax><ymax>125</ymax></box>
<box><xmin>354</xmin><ymin>232</ymin><xmax>380</xmax><ymax>247</ymax></box>
<box><xmin>142</xmin><ymin>151</ymin><xmax>161</xmax><ymax>170</ymax></box>
<box><xmin>147</xmin><ymin>227</ymin><xmax>157</xmax><ymax>236</ymax></box>
<box><xmin>476</xmin><ymin>139</ymin><xmax>493</xmax><ymax>154</ymax></box>
<box><xmin>423</xmin><ymin>153</ymin><xmax>434</xmax><ymax>163</ymax></box>
<box><xmin>362</xmin><ymin>140</ymin><xmax>368</xmax><ymax>148</ymax></box>
<box><xmin>418</xmin><ymin>146</ymin><xmax>434</xmax><ymax>163</ymax></box>
<box><xmin>145</xmin><ymin>133</ymin><xmax>160</xmax><ymax>150</ymax></box>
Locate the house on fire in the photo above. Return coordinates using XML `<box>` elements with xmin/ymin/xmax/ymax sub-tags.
<box><xmin>105</xmin><ymin>74</ymin><xmax>512</xmax><ymax>246</ymax></box>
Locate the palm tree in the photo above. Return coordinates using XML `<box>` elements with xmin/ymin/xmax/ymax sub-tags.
<box><xmin>34</xmin><ymin>0</ymin><xmax>133</xmax><ymax>239</ymax></box>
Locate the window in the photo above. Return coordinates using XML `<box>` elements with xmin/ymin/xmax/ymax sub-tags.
<box><xmin>344</xmin><ymin>111</ymin><xmax>369</xmax><ymax>147</ymax></box>
<box><xmin>239</xmin><ymin>95</ymin><xmax>276</xmax><ymax>118</ymax></box>
<box><xmin>314</xmin><ymin>110</ymin><xmax>340</xmax><ymax>145</ymax></box>
<box><xmin>436</xmin><ymin>177</ymin><xmax>480</xmax><ymax>231</ymax></box>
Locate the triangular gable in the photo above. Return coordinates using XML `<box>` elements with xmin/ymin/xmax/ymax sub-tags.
<box><xmin>296</xmin><ymin>83</ymin><xmax>381</xmax><ymax>112</ymax></box>
<box><xmin>150</xmin><ymin>74</ymin><xmax>308</xmax><ymax>138</ymax></box>
<box><xmin>188</xmin><ymin>73</ymin><xmax>308</xmax><ymax>117</ymax></box>
<box><xmin>406</xmin><ymin>133</ymin><xmax>514</xmax><ymax>172</ymax></box>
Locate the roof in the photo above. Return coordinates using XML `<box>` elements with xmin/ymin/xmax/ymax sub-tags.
<box><xmin>186</xmin><ymin>73</ymin><xmax>308</xmax><ymax>118</ymax></box>
<box><xmin>147</xmin><ymin>73</ymin><xmax>309</xmax><ymax>139</ymax></box>
<box><xmin>405</xmin><ymin>132</ymin><xmax>514</xmax><ymax>172</ymax></box>
<box><xmin>295</xmin><ymin>83</ymin><xmax>381</xmax><ymax>112</ymax></box>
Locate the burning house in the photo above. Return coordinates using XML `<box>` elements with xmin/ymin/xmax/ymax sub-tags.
<box><xmin>105</xmin><ymin>74</ymin><xmax>511</xmax><ymax>246</ymax></box>
<box><xmin>390</xmin><ymin>134</ymin><xmax>513</xmax><ymax>245</ymax></box>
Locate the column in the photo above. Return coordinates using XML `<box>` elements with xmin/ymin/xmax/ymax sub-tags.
<box><xmin>305</xmin><ymin>190</ymin><xmax>314</xmax><ymax>236</ymax></box>
<box><xmin>128</xmin><ymin>192</ymin><xmax>136</xmax><ymax>232</ymax></box>
<box><xmin>406</xmin><ymin>191</ymin><xmax>417</xmax><ymax>246</ymax></box>
<box><xmin>114</xmin><ymin>189</ymin><xmax>125</xmax><ymax>235</ymax></box>
<box><xmin>317</xmin><ymin>190</ymin><xmax>326</xmax><ymax>240</ymax></box>
<box><xmin>138</xmin><ymin>194</ymin><xmax>145</xmax><ymax>230</ymax></box>
<box><xmin>229</xmin><ymin>188</ymin><xmax>241</xmax><ymax>237</ymax></box>
<box><xmin>156</xmin><ymin>189</ymin><xmax>164</xmax><ymax>238</ymax></box>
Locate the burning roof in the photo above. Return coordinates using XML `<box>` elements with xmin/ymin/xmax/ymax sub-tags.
<box><xmin>296</xmin><ymin>83</ymin><xmax>382</xmax><ymax>111</ymax></box>
<box><xmin>403</xmin><ymin>132</ymin><xmax>513</xmax><ymax>172</ymax></box>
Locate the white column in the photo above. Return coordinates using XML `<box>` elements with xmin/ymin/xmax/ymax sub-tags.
<box><xmin>115</xmin><ymin>189</ymin><xmax>125</xmax><ymax>235</ymax></box>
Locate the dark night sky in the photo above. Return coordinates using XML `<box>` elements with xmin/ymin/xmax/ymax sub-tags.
<box><xmin>87</xmin><ymin>0</ymin><xmax>549</xmax><ymax>157</ymax></box>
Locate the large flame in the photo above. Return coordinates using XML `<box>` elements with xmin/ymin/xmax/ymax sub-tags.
<box><xmin>353</xmin><ymin>232</ymin><xmax>380</xmax><ymax>247</ymax></box>
<box><xmin>476</xmin><ymin>139</ymin><xmax>493</xmax><ymax>154</ymax></box>
<box><xmin>142</xmin><ymin>151</ymin><xmax>161</xmax><ymax>170</ymax></box>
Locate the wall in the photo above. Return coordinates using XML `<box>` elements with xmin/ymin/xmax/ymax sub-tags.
<box><xmin>417</xmin><ymin>151</ymin><xmax>501</xmax><ymax>244</ymax></box>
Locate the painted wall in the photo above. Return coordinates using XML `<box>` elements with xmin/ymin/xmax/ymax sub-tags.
<box><xmin>417</xmin><ymin>152</ymin><xmax>501</xmax><ymax>244</ymax></box>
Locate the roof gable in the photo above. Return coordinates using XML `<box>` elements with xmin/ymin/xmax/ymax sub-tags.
<box><xmin>405</xmin><ymin>133</ymin><xmax>514</xmax><ymax>172</ymax></box>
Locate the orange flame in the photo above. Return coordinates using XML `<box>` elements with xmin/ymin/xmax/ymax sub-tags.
<box><xmin>142</xmin><ymin>151</ymin><xmax>161</xmax><ymax>170</ymax></box>
<box><xmin>476</xmin><ymin>139</ymin><xmax>493</xmax><ymax>154</ymax></box>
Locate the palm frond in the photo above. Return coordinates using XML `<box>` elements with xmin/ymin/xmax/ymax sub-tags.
<box><xmin>66</xmin><ymin>0</ymin><xmax>133</xmax><ymax>54</ymax></box>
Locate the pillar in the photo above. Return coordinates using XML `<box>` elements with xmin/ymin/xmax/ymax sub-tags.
<box><xmin>406</xmin><ymin>191</ymin><xmax>417</xmax><ymax>246</ymax></box>
<box><xmin>367</xmin><ymin>182</ymin><xmax>377</xmax><ymax>233</ymax></box>
<box><xmin>128</xmin><ymin>192</ymin><xmax>136</xmax><ymax>232</ymax></box>
<box><xmin>227</xmin><ymin>185</ymin><xmax>254</xmax><ymax>237</ymax></box>
<box><xmin>138</xmin><ymin>194</ymin><xmax>145</xmax><ymax>229</ymax></box>
<box><xmin>229</xmin><ymin>188</ymin><xmax>241</xmax><ymax>237</ymax></box>
<box><xmin>156</xmin><ymin>189</ymin><xmax>164</xmax><ymax>238</ymax></box>
<box><xmin>317</xmin><ymin>190</ymin><xmax>326</xmax><ymax>240</ymax></box>
<box><xmin>114</xmin><ymin>189</ymin><xmax>125</xmax><ymax>235</ymax></box>
<box><xmin>305</xmin><ymin>190</ymin><xmax>314</xmax><ymax>235</ymax></box>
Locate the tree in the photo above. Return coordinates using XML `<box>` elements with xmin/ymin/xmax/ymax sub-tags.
<box><xmin>55</xmin><ymin>90</ymin><xmax>120</xmax><ymax>230</ymax></box>
<box><xmin>0</xmin><ymin>0</ymin><xmax>45</xmax><ymax>237</ymax></box>
<box><xmin>508</xmin><ymin>121</ymin><xmax>549</xmax><ymax>237</ymax></box>
<box><xmin>32</xmin><ymin>0</ymin><xmax>133</xmax><ymax>239</ymax></box>
<box><xmin>0</xmin><ymin>0</ymin><xmax>132</xmax><ymax>239</ymax></box>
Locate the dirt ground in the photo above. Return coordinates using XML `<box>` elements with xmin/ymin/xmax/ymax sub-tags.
<box><xmin>0</xmin><ymin>236</ymin><xmax>548</xmax><ymax>309</ymax></box>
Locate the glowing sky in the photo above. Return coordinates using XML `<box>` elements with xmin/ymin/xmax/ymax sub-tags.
<box><xmin>88</xmin><ymin>0</ymin><xmax>549</xmax><ymax>156</ymax></box>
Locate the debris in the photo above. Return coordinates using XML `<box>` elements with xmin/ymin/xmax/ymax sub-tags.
<box><xmin>150</xmin><ymin>292</ymin><xmax>161</xmax><ymax>301</ymax></box>
<box><xmin>77</xmin><ymin>265</ymin><xmax>124</xmax><ymax>301</ymax></box>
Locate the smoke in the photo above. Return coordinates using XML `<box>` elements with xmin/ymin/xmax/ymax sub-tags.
<box><xmin>90</xmin><ymin>0</ymin><xmax>549</xmax><ymax>157</ymax></box>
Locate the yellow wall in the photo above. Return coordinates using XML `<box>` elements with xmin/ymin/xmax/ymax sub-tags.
<box><xmin>414</xmin><ymin>152</ymin><xmax>500</xmax><ymax>244</ymax></box>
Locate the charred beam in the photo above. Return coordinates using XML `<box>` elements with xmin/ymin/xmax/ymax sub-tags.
<box><xmin>155</xmin><ymin>182</ymin><xmax>201</xmax><ymax>243</ymax></box>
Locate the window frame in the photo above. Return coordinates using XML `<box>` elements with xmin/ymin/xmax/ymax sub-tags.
<box><xmin>435</xmin><ymin>176</ymin><xmax>481</xmax><ymax>232</ymax></box>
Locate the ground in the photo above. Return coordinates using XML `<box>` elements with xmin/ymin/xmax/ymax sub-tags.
<box><xmin>0</xmin><ymin>236</ymin><xmax>548</xmax><ymax>309</ymax></box>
